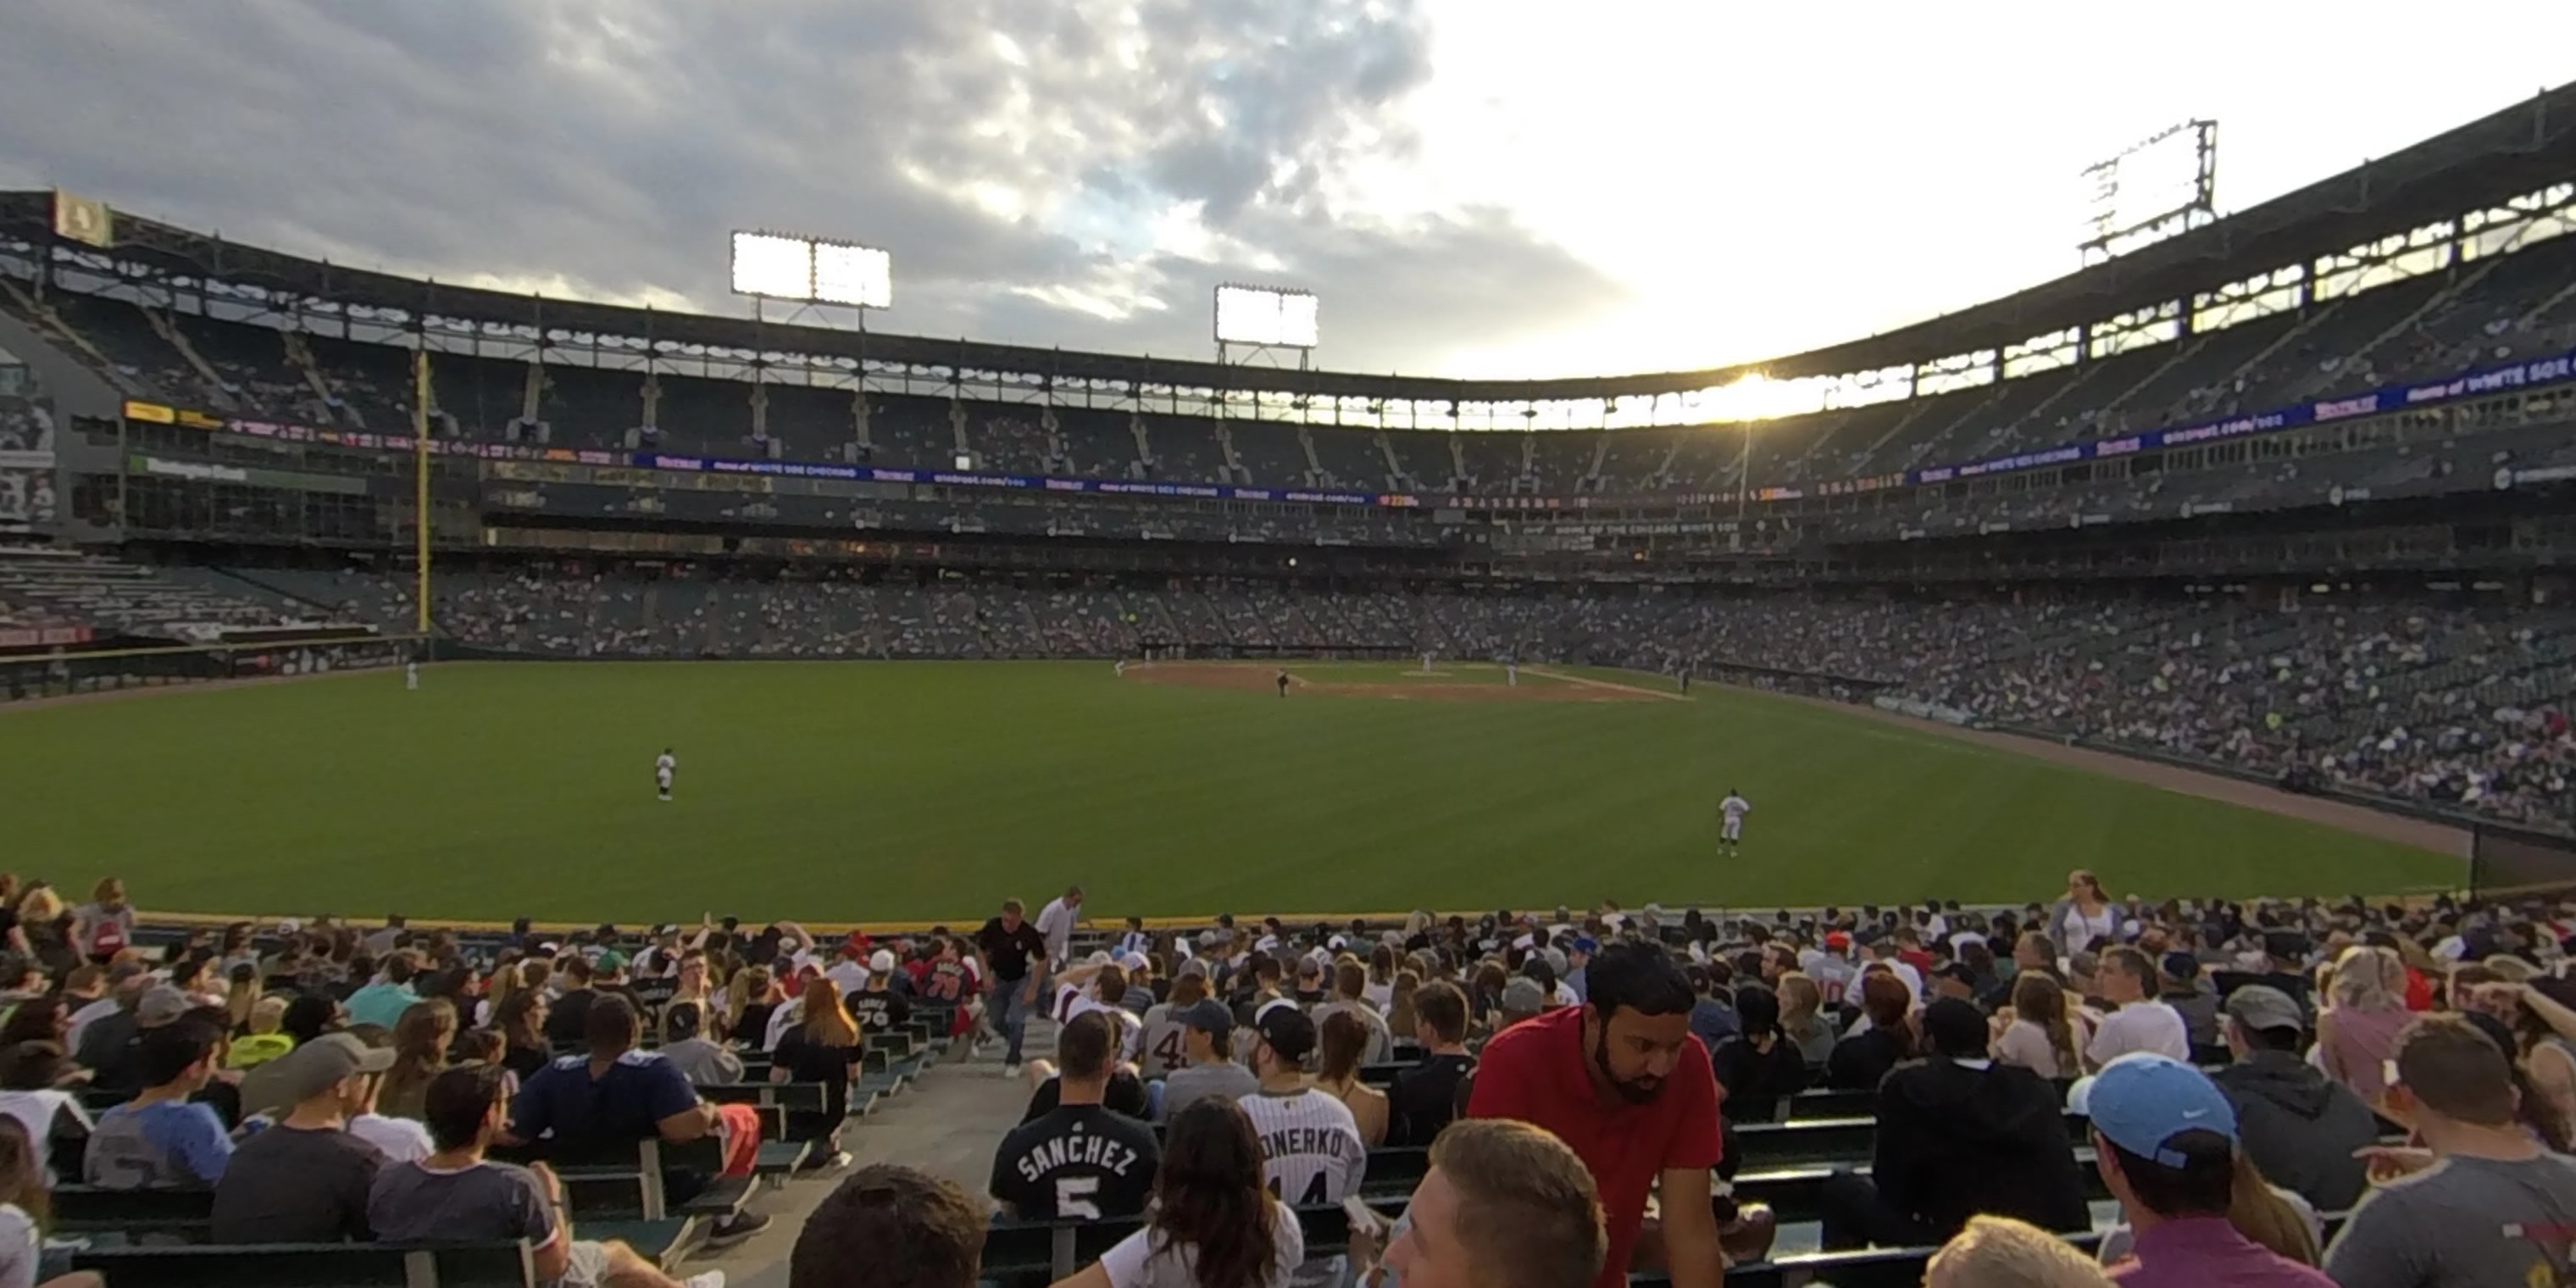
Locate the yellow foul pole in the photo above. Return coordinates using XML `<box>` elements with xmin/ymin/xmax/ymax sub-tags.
<box><xmin>414</xmin><ymin>348</ymin><xmax>431</xmax><ymax>636</ymax></box>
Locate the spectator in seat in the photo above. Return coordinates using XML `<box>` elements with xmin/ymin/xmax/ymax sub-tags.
<box><xmin>1313</xmin><ymin>963</ymin><xmax>1394</xmax><ymax>1065</ymax></box>
<box><xmin>2077</xmin><ymin>1053</ymin><xmax>2331</xmax><ymax>1285</ymax></box>
<box><xmin>2322</xmin><ymin>1015</ymin><xmax>2576</xmax><ymax>1287</ymax></box>
<box><xmin>1707</xmin><ymin>983</ymin><xmax>1808</xmax><ymax>1122</ymax></box>
<box><xmin>494</xmin><ymin>990</ymin><xmax>552</xmax><ymax>1081</ymax></box>
<box><xmin>2210</xmin><ymin>985</ymin><xmax>2375</xmax><ymax>1213</ymax></box>
<box><xmin>991</xmin><ymin>1012</ymin><xmax>1158</xmax><ymax>1219</ymax></box>
<box><xmin>214</xmin><ymin>1034</ymin><xmax>391</xmax><ymax>1242</ymax></box>
<box><xmin>1774</xmin><ymin>973</ymin><xmax>1836</xmax><ymax>1067</ymax></box>
<box><xmin>0</xmin><ymin>1042</ymin><xmax>90</xmax><ymax>1185</ymax></box>
<box><xmin>1158</xmin><ymin>999</ymin><xmax>1257</xmax><ymax>1123</ymax></box>
<box><xmin>1925</xmin><ymin>1215</ymin><xmax>2117</xmax><ymax>1288</ymax></box>
<box><xmin>1468</xmin><ymin>943</ymin><xmax>1722</xmax><ymax>1288</ymax></box>
<box><xmin>374</xmin><ymin>999</ymin><xmax>455</xmax><ymax>1121</ymax></box>
<box><xmin>0</xmin><ymin>1116</ymin><xmax>98</xmax><ymax>1288</ymax></box>
<box><xmin>1825</xmin><ymin>972</ymin><xmax>1915</xmax><ymax>1090</ymax></box>
<box><xmin>790</xmin><ymin>1163</ymin><xmax>987</xmax><ymax>1288</ymax></box>
<box><xmin>1681</xmin><ymin>966</ymin><xmax>1737</xmax><ymax>1054</ymax></box>
<box><xmin>2088</xmin><ymin>947</ymin><xmax>2188</xmax><ymax>1070</ymax></box>
<box><xmin>1047</xmin><ymin>1096</ymin><xmax>1302</xmax><ymax>1288</ymax></box>
<box><xmin>83</xmin><ymin>1020</ymin><xmax>231</xmax><ymax>1189</ymax></box>
<box><xmin>342</xmin><ymin>952</ymin><xmax>421</xmax><ymax>1030</ymax></box>
<box><xmin>507</xmin><ymin>996</ymin><xmax>770</xmax><ymax>1247</ymax></box>
<box><xmin>1239</xmin><ymin>1005</ymin><xmax>1367</xmax><ymax>1213</ymax></box>
<box><xmin>1311</xmin><ymin>1010</ymin><xmax>1389</xmax><ymax>1146</ymax></box>
<box><xmin>1819</xmin><ymin>998</ymin><xmax>2089</xmax><ymax>1250</ymax></box>
<box><xmin>2156</xmin><ymin>953</ymin><xmax>2220</xmax><ymax>1052</ymax></box>
<box><xmin>660</xmin><ymin>1002</ymin><xmax>742</xmax><ymax>1086</ymax></box>
<box><xmin>1387</xmin><ymin>981</ymin><xmax>1473</xmax><ymax>1146</ymax></box>
<box><xmin>1381</xmin><ymin>1119</ymin><xmax>1606</xmax><ymax>1288</ymax></box>
<box><xmin>1993</xmin><ymin>971</ymin><xmax>2090</xmax><ymax>1080</ymax></box>
<box><xmin>544</xmin><ymin>955</ymin><xmax>601</xmax><ymax>1045</ymax></box>
<box><xmin>375</xmin><ymin>1063</ymin><xmax>721</xmax><ymax>1288</ymax></box>
<box><xmin>2316</xmin><ymin>946</ymin><xmax>2411</xmax><ymax>1104</ymax></box>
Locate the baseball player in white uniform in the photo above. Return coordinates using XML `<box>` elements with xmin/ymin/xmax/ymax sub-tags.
<box><xmin>1718</xmin><ymin>788</ymin><xmax>1752</xmax><ymax>853</ymax></box>
<box><xmin>654</xmin><ymin>747</ymin><xmax>677</xmax><ymax>802</ymax></box>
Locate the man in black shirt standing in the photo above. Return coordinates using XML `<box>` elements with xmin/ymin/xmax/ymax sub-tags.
<box><xmin>1276</xmin><ymin>669</ymin><xmax>1291</xmax><ymax>698</ymax></box>
<box><xmin>977</xmin><ymin>899</ymin><xmax>1048</xmax><ymax>1074</ymax></box>
<box><xmin>1389</xmin><ymin>980</ymin><xmax>1475</xmax><ymax>1146</ymax></box>
<box><xmin>988</xmin><ymin>1013</ymin><xmax>1157</xmax><ymax>1219</ymax></box>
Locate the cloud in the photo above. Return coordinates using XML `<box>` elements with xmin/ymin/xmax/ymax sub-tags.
<box><xmin>0</xmin><ymin>0</ymin><xmax>1618</xmax><ymax>374</ymax></box>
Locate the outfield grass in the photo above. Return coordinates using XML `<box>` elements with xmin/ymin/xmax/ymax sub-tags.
<box><xmin>1</xmin><ymin>661</ymin><xmax>2462</xmax><ymax>924</ymax></box>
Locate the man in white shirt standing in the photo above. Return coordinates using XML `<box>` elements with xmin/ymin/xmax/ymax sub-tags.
<box><xmin>1035</xmin><ymin>886</ymin><xmax>1082</xmax><ymax>967</ymax></box>
<box><xmin>2085</xmin><ymin>946</ymin><xmax>2190</xmax><ymax>1071</ymax></box>
<box><xmin>653</xmin><ymin>747</ymin><xmax>676</xmax><ymax>802</ymax></box>
<box><xmin>1718</xmin><ymin>789</ymin><xmax>1752</xmax><ymax>855</ymax></box>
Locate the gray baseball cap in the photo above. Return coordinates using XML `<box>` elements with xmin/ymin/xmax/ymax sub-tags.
<box><xmin>2222</xmin><ymin>984</ymin><xmax>2303</xmax><ymax>1035</ymax></box>
<box><xmin>1502</xmin><ymin>977</ymin><xmax>1546</xmax><ymax>1015</ymax></box>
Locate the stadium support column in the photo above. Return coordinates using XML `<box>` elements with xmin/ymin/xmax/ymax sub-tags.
<box><xmin>414</xmin><ymin>348</ymin><xmax>431</xmax><ymax>637</ymax></box>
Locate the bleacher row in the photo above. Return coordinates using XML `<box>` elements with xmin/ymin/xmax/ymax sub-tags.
<box><xmin>57</xmin><ymin>1010</ymin><xmax>2392</xmax><ymax>1288</ymax></box>
<box><xmin>17</xmin><ymin>226</ymin><xmax>2576</xmax><ymax>497</ymax></box>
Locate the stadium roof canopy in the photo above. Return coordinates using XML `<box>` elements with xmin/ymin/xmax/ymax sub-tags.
<box><xmin>5</xmin><ymin>82</ymin><xmax>2573</xmax><ymax>404</ymax></box>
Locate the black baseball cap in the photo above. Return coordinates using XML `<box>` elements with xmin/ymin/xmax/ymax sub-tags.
<box><xmin>1178</xmin><ymin>998</ymin><xmax>1233</xmax><ymax>1036</ymax></box>
<box><xmin>1255</xmin><ymin>1004</ymin><xmax>1317</xmax><ymax>1062</ymax></box>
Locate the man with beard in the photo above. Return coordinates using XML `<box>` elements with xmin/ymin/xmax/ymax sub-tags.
<box><xmin>1467</xmin><ymin>942</ymin><xmax>1722</xmax><ymax>1288</ymax></box>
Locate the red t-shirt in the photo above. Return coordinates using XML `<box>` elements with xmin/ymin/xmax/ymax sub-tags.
<box><xmin>2402</xmin><ymin>965</ymin><xmax>2434</xmax><ymax>1012</ymax></box>
<box><xmin>1467</xmin><ymin>1006</ymin><xmax>1724</xmax><ymax>1288</ymax></box>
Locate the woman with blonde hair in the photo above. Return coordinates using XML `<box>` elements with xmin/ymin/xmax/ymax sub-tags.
<box><xmin>1993</xmin><ymin>972</ymin><xmax>2089</xmax><ymax>1080</ymax></box>
<box><xmin>1774</xmin><ymin>973</ymin><xmax>1836</xmax><ymax>1067</ymax></box>
<box><xmin>2317</xmin><ymin>945</ymin><xmax>2410</xmax><ymax>1102</ymax></box>
<box><xmin>1363</xmin><ymin>945</ymin><xmax>1397</xmax><ymax>1013</ymax></box>
<box><xmin>772</xmin><ymin>980</ymin><xmax>864</xmax><ymax>1163</ymax></box>
<box><xmin>1385</xmin><ymin>970</ymin><xmax>1421</xmax><ymax>1042</ymax></box>
<box><xmin>730</xmin><ymin>965</ymin><xmax>781</xmax><ymax>1048</ymax></box>
<box><xmin>375</xmin><ymin>1000</ymin><xmax>458</xmax><ymax>1121</ymax></box>
<box><xmin>69</xmin><ymin>879</ymin><xmax>135</xmax><ymax>965</ymax></box>
<box><xmin>1311</xmin><ymin>1011</ymin><xmax>1388</xmax><ymax>1146</ymax></box>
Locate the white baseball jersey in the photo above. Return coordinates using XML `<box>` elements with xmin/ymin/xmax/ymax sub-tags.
<box><xmin>1720</xmin><ymin>794</ymin><xmax>1752</xmax><ymax>821</ymax></box>
<box><xmin>1053</xmin><ymin>984</ymin><xmax>1142</xmax><ymax>1061</ymax></box>
<box><xmin>655</xmin><ymin>752</ymin><xmax>676</xmax><ymax>784</ymax></box>
<box><xmin>1237</xmin><ymin>1087</ymin><xmax>1366</xmax><ymax>1207</ymax></box>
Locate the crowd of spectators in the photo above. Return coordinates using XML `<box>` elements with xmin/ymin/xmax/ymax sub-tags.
<box><xmin>16</xmin><ymin>858</ymin><xmax>2576</xmax><ymax>1287</ymax></box>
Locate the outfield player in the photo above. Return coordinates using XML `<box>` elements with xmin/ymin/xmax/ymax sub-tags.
<box><xmin>1507</xmin><ymin>659</ymin><xmax>1518</xmax><ymax>686</ymax></box>
<box><xmin>1276</xmin><ymin>668</ymin><xmax>1291</xmax><ymax>698</ymax></box>
<box><xmin>654</xmin><ymin>747</ymin><xmax>677</xmax><ymax>802</ymax></box>
<box><xmin>1718</xmin><ymin>788</ymin><xmax>1751</xmax><ymax>853</ymax></box>
<box><xmin>406</xmin><ymin>659</ymin><xmax>419</xmax><ymax>691</ymax></box>
<box><xmin>1113</xmin><ymin>659</ymin><xmax>1125</xmax><ymax>678</ymax></box>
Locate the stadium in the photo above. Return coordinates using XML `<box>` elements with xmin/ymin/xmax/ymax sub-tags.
<box><xmin>3</xmin><ymin>55</ymin><xmax>2576</xmax><ymax>1288</ymax></box>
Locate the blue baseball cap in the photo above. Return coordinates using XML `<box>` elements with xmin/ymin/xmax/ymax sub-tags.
<box><xmin>2069</xmin><ymin>1053</ymin><xmax>2237</xmax><ymax>1168</ymax></box>
<box><xmin>1571</xmin><ymin>936</ymin><xmax>1599</xmax><ymax>954</ymax></box>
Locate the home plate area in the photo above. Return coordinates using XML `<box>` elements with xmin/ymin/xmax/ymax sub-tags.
<box><xmin>1122</xmin><ymin>660</ymin><xmax>1677</xmax><ymax>702</ymax></box>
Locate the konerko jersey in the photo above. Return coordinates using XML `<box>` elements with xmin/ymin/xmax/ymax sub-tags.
<box><xmin>1237</xmin><ymin>1087</ymin><xmax>1366</xmax><ymax>1206</ymax></box>
<box><xmin>1140</xmin><ymin>1003</ymin><xmax>1191</xmax><ymax>1076</ymax></box>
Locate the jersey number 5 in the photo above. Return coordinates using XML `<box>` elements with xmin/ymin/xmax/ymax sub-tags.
<box><xmin>1054</xmin><ymin>1175</ymin><xmax>1102</xmax><ymax>1219</ymax></box>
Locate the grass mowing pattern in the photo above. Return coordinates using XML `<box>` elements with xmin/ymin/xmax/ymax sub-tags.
<box><xmin>3</xmin><ymin>661</ymin><xmax>2461</xmax><ymax>923</ymax></box>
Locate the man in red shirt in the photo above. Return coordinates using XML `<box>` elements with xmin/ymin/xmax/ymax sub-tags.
<box><xmin>1468</xmin><ymin>941</ymin><xmax>1725</xmax><ymax>1288</ymax></box>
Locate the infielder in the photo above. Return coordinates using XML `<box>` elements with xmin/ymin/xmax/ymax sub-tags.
<box><xmin>1718</xmin><ymin>788</ymin><xmax>1751</xmax><ymax>853</ymax></box>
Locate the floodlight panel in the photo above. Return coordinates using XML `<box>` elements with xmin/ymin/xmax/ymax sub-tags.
<box><xmin>814</xmin><ymin>241</ymin><xmax>892</xmax><ymax>308</ymax></box>
<box><xmin>1277</xmin><ymin>291</ymin><xmax>1319</xmax><ymax>348</ymax></box>
<box><xmin>731</xmin><ymin>232</ymin><xmax>813</xmax><ymax>298</ymax></box>
<box><xmin>1214</xmin><ymin>285</ymin><xmax>1318</xmax><ymax>347</ymax></box>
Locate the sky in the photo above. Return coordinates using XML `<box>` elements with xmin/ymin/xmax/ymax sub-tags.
<box><xmin>1</xmin><ymin>2</ymin><xmax>2570</xmax><ymax>381</ymax></box>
